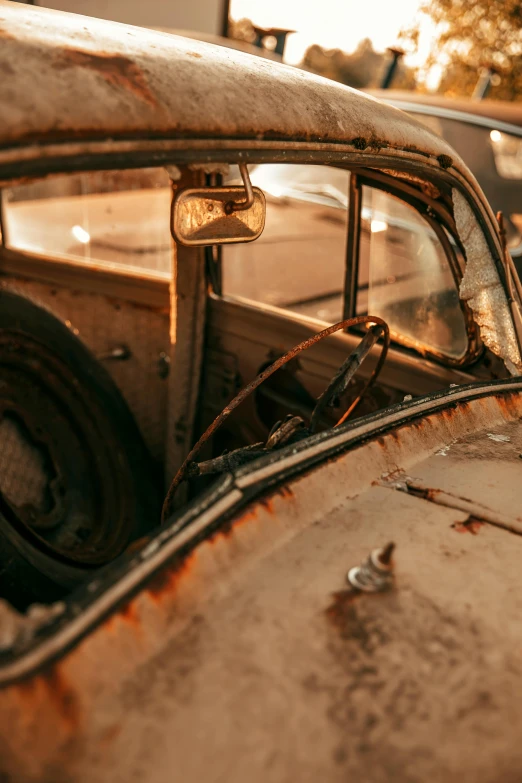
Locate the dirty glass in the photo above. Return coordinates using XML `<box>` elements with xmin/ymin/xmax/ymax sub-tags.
<box><xmin>2</xmin><ymin>168</ymin><xmax>172</xmax><ymax>275</ymax></box>
<box><xmin>221</xmin><ymin>164</ymin><xmax>349</xmax><ymax>323</ymax></box>
<box><xmin>359</xmin><ymin>188</ymin><xmax>468</xmax><ymax>359</ymax></box>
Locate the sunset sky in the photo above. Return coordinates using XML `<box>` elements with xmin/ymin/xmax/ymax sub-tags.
<box><xmin>229</xmin><ymin>0</ymin><xmax>442</xmax><ymax>87</ymax></box>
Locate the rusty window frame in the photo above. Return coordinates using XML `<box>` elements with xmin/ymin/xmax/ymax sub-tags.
<box><xmin>343</xmin><ymin>172</ymin><xmax>361</xmax><ymax>319</ymax></box>
<box><xmin>213</xmin><ymin>159</ymin><xmax>479</xmax><ymax>368</ymax></box>
<box><xmin>345</xmin><ymin>168</ymin><xmax>481</xmax><ymax>368</ymax></box>
<box><xmin>0</xmin><ymin>190</ymin><xmax>5</xmax><ymax>248</ymax></box>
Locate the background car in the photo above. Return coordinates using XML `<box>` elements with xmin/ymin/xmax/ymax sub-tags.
<box><xmin>369</xmin><ymin>90</ymin><xmax>522</xmax><ymax>259</ymax></box>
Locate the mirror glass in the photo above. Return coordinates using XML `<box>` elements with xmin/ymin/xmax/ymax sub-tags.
<box><xmin>172</xmin><ymin>186</ymin><xmax>266</xmax><ymax>246</ymax></box>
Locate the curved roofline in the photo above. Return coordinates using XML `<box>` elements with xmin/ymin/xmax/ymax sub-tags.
<box><xmin>0</xmin><ymin>0</ymin><xmax>503</xmax><ymax>258</ymax></box>
<box><xmin>0</xmin><ymin>3</ymin><xmax>466</xmax><ymax>162</ymax></box>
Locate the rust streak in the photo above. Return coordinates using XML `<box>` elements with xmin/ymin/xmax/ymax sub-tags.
<box><xmin>14</xmin><ymin>667</ymin><xmax>80</xmax><ymax>730</ymax></box>
<box><xmin>452</xmin><ymin>516</ymin><xmax>485</xmax><ymax>535</ymax></box>
<box><xmin>118</xmin><ymin>600</ymin><xmax>143</xmax><ymax>632</ymax></box>
<box><xmin>107</xmin><ymin>488</ymin><xmax>286</xmax><ymax>621</ymax></box>
<box><xmin>145</xmin><ymin>550</ymin><xmax>198</xmax><ymax>603</ymax></box>
<box><xmin>54</xmin><ymin>49</ymin><xmax>157</xmax><ymax>107</ymax></box>
<box><xmin>497</xmin><ymin>392</ymin><xmax>522</xmax><ymax>417</ymax></box>
<box><xmin>326</xmin><ymin>589</ymin><xmax>358</xmax><ymax>628</ymax></box>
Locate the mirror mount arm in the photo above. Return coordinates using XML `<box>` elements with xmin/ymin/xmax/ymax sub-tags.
<box><xmin>225</xmin><ymin>163</ymin><xmax>254</xmax><ymax>214</ymax></box>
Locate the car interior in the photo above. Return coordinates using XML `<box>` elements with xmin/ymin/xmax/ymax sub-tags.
<box><xmin>0</xmin><ymin>160</ymin><xmax>505</xmax><ymax>610</ymax></box>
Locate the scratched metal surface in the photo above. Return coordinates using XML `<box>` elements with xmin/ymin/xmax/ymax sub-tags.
<box><xmin>0</xmin><ymin>389</ymin><xmax>522</xmax><ymax>781</ymax></box>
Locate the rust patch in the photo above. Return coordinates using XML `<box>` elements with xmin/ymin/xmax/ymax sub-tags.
<box><xmin>325</xmin><ymin>590</ymin><xmax>389</xmax><ymax>652</ymax></box>
<box><xmin>118</xmin><ymin>600</ymin><xmax>143</xmax><ymax>631</ymax></box>
<box><xmin>115</xmin><ymin>486</ymin><xmax>287</xmax><ymax>619</ymax></box>
<box><xmin>53</xmin><ymin>49</ymin><xmax>157</xmax><ymax>107</ymax></box>
<box><xmin>437</xmin><ymin>154</ymin><xmax>453</xmax><ymax>170</ymax></box>
<box><xmin>406</xmin><ymin>485</ymin><xmax>437</xmax><ymax>502</ymax></box>
<box><xmin>44</xmin><ymin>669</ymin><xmax>80</xmax><ymax>728</ymax></box>
<box><xmin>325</xmin><ymin>589</ymin><xmax>359</xmax><ymax>629</ymax></box>
<box><xmin>275</xmin><ymin>484</ymin><xmax>294</xmax><ymax>500</ymax></box>
<box><xmin>145</xmin><ymin>550</ymin><xmax>197</xmax><ymax>603</ymax></box>
<box><xmin>257</xmin><ymin>497</ymin><xmax>275</xmax><ymax>513</ymax></box>
<box><xmin>351</xmin><ymin>137</ymin><xmax>368</xmax><ymax>150</ymax></box>
<box><xmin>497</xmin><ymin>392</ymin><xmax>522</xmax><ymax>418</ymax></box>
<box><xmin>205</xmin><ymin>489</ymin><xmax>286</xmax><ymax>546</ymax></box>
<box><xmin>0</xmin><ymin>25</ymin><xmax>15</xmax><ymax>40</ymax></box>
<box><xmin>452</xmin><ymin>516</ymin><xmax>485</xmax><ymax>535</ymax></box>
<box><xmin>186</xmin><ymin>51</ymin><xmax>203</xmax><ymax>59</ymax></box>
<box><xmin>205</xmin><ymin>506</ymin><xmax>259</xmax><ymax>543</ymax></box>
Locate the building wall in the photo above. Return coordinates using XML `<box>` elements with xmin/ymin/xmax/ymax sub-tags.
<box><xmin>33</xmin><ymin>0</ymin><xmax>225</xmax><ymax>36</ymax></box>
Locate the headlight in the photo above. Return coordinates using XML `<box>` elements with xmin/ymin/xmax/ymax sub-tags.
<box><xmin>490</xmin><ymin>129</ymin><xmax>522</xmax><ymax>179</ymax></box>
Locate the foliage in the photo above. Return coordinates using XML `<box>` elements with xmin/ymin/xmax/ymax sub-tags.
<box><xmin>403</xmin><ymin>0</ymin><xmax>522</xmax><ymax>100</ymax></box>
<box><xmin>302</xmin><ymin>39</ymin><xmax>417</xmax><ymax>90</ymax></box>
<box><xmin>229</xmin><ymin>19</ymin><xmax>416</xmax><ymax>90</ymax></box>
<box><xmin>228</xmin><ymin>18</ymin><xmax>257</xmax><ymax>45</ymax></box>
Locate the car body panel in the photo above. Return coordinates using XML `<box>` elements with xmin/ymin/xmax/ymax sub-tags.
<box><xmin>1</xmin><ymin>381</ymin><xmax>522</xmax><ymax>781</ymax></box>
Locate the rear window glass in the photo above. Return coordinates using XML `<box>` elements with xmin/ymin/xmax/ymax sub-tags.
<box><xmin>2</xmin><ymin>168</ymin><xmax>172</xmax><ymax>275</ymax></box>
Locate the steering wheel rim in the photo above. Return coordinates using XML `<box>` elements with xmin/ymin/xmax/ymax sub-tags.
<box><xmin>162</xmin><ymin>315</ymin><xmax>390</xmax><ymax>523</ymax></box>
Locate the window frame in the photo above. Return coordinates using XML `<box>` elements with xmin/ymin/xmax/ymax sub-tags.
<box><xmin>344</xmin><ymin>168</ymin><xmax>480</xmax><ymax>367</ymax></box>
<box><xmin>0</xmin><ymin>159</ymin><xmax>481</xmax><ymax>367</ymax></box>
<box><xmin>0</xmin><ymin>170</ymin><xmax>174</xmax><ymax>309</ymax></box>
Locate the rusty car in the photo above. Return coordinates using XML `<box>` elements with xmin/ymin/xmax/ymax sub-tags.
<box><xmin>1</xmin><ymin>2</ymin><xmax>522</xmax><ymax>782</ymax></box>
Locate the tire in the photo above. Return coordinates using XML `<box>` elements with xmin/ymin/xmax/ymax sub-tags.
<box><xmin>0</xmin><ymin>290</ymin><xmax>161</xmax><ymax>605</ymax></box>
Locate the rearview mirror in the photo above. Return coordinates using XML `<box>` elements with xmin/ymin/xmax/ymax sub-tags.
<box><xmin>172</xmin><ymin>186</ymin><xmax>266</xmax><ymax>246</ymax></box>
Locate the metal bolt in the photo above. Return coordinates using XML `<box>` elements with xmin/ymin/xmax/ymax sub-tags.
<box><xmin>347</xmin><ymin>542</ymin><xmax>395</xmax><ymax>593</ymax></box>
<box><xmin>97</xmin><ymin>345</ymin><xmax>131</xmax><ymax>361</ymax></box>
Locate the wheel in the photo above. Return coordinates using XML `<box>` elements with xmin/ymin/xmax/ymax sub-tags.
<box><xmin>0</xmin><ymin>290</ymin><xmax>161</xmax><ymax>606</ymax></box>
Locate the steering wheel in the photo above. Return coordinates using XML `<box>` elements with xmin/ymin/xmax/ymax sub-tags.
<box><xmin>162</xmin><ymin>315</ymin><xmax>390</xmax><ymax>522</ymax></box>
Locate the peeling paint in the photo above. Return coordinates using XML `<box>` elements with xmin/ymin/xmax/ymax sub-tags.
<box><xmin>455</xmin><ymin>189</ymin><xmax>522</xmax><ymax>374</ymax></box>
<box><xmin>53</xmin><ymin>49</ymin><xmax>158</xmax><ymax>107</ymax></box>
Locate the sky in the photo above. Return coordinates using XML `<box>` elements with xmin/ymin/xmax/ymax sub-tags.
<box><xmin>229</xmin><ymin>0</ymin><xmax>442</xmax><ymax>88</ymax></box>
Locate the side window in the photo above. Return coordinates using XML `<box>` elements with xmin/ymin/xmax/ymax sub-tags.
<box><xmin>358</xmin><ymin>188</ymin><xmax>468</xmax><ymax>360</ymax></box>
<box><xmin>221</xmin><ymin>164</ymin><xmax>349</xmax><ymax>323</ymax></box>
<box><xmin>2</xmin><ymin>168</ymin><xmax>172</xmax><ymax>275</ymax></box>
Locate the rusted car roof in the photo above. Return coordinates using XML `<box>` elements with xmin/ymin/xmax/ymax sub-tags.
<box><xmin>0</xmin><ymin>1</ymin><xmax>462</xmax><ymax>170</ymax></box>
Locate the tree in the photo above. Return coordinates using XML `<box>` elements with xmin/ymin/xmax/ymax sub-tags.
<box><xmin>301</xmin><ymin>39</ymin><xmax>417</xmax><ymax>90</ymax></box>
<box><xmin>403</xmin><ymin>0</ymin><xmax>522</xmax><ymax>100</ymax></box>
